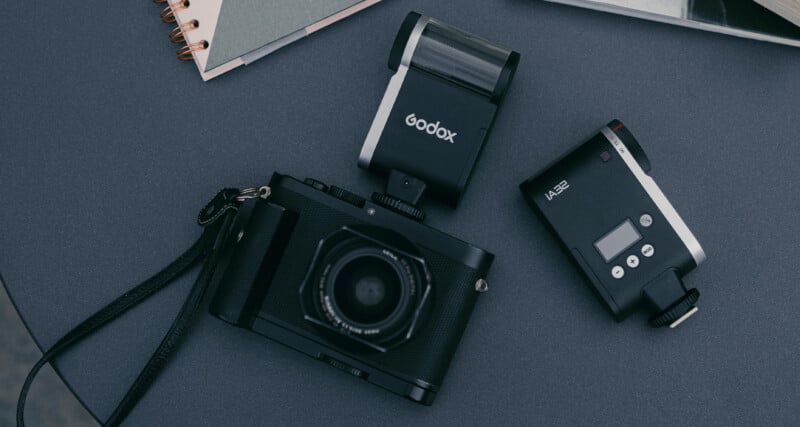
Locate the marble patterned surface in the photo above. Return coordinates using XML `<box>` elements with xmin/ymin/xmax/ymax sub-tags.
<box><xmin>0</xmin><ymin>284</ymin><xmax>98</xmax><ymax>427</ymax></box>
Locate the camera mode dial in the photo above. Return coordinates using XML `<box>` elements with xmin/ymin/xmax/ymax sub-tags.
<box><xmin>304</xmin><ymin>178</ymin><xmax>329</xmax><ymax>192</ymax></box>
<box><xmin>371</xmin><ymin>192</ymin><xmax>425</xmax><ymax>222</ymax></box>
<box><xmin>329</xmin><ymin>186</ymin><xmax>366</xmax><ymax>208</ymax></box>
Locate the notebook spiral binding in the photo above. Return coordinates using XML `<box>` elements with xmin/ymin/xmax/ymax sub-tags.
<box><xmin>153</xmin><ymin>0</ymin><xmax>208</xmax><ymax>61</ymax></box>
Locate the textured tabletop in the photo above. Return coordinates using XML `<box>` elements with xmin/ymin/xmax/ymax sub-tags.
<box><xmin>2</xmin><ymin>1</ymin><xmax>799</xmax><ymax>425</ymax></box>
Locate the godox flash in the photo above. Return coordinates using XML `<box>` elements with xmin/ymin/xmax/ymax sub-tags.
<box><xmin>359</xmin><ymin>12</ymin><xmax>520</xmax><ymax>217</ymax></box>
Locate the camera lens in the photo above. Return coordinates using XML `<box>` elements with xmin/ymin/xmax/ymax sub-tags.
<box><xmin>333</xmin><ymin>255</ymin><xmax>403</xmax><ymax>324</ymax></box>
<box><xmin>313</xmin><ymin>238</ymin><xmax>423</xmax><ymax>343</ymax></box>
<box><xmin>300</xmin><ymin>227</ymin><xmax>434</xmax><ymax>350</ymax></box>
<box><xmin>324</xmin><ymin>246</ymin><xmax>415</xmax><ymax>332</ymax></box>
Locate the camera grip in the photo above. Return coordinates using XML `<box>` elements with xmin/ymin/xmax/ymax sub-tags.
<box><xmin>210</xmin><ymin>202</ymin><xmax>297</xmax><ymax>327</ymax></box>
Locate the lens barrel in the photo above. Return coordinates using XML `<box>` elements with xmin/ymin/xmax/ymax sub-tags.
<box><xmin>301</xmin><ymin>227</ymin><xmax>432</xmax><ymax>350</ymax></box>
<box><xmin>322</xmin><ymin>245</ymin><xmax>415</xmax><ymax>333</ymax></box>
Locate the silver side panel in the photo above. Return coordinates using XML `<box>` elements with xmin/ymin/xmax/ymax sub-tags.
<box><xmin>358</xmin><ymin>17</ymin><xmax>431</xmax><ymax>168</ymax></box>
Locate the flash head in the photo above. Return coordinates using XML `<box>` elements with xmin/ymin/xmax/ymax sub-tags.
<box><xmin>359</xmin><ymin>12</ymin><xmax>520</xmax><ymax>207</ymax></box>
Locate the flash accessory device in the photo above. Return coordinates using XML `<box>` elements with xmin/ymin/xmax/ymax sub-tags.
<box><xmin>359</xmin><ymin>11</ymin><xmax>520</xmax><ymax>211</ymax></box>
<box><xmin>520</xmin><ymin>120</ymin><xmax>707</xmax><ymax>328</ymax></box>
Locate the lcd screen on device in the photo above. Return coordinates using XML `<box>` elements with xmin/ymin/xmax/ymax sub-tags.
<box><xmin>594</xmin><ymin>219</ymin><xmax>642</xmax><ymax>262</ymax></box>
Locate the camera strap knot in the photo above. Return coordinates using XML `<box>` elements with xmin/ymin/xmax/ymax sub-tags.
<box><xmin>17</xmin><ymin>186</ymin><xmax>266</xmax><ymax>427</ymax></box>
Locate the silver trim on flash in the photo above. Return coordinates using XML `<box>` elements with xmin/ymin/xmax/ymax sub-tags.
<box><xmin>358</xmin><ymin>16</ymin><xmax>431</xmax><ymax>168</ymax></box>
<box><xmin>600</xmin><ymin>127</ymin><xmax>706</xmax><ymax>267</ymax></box>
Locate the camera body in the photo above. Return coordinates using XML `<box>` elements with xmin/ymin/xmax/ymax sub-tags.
<box><xmin>211</xmin><ymin>173</ymin><xmax>493</xmax><ymax>404</ymax></box>
<box><xmin>520</xmin><ymin>120</ymin><xmax>706</xmax><ymax>328</ymax></box>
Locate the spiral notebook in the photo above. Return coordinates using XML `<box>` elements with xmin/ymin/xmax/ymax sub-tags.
<box><xmin>156</xmin><ymin>0</ymin><xmax>382</xmax><ymax>81</ymax></box>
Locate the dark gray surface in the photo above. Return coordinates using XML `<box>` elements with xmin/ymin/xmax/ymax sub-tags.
<box><xmin>0</xmin><ymin>283</ymin><xmax>97</xmax><ymax>426</ymax></box>
<box><xmin>1</xmin><ymin>1</ymin><xmax>799</xmax><ymax>426</ymax></box>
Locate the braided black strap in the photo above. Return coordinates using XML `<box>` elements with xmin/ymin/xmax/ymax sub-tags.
<box><xmin>17</xmin><ymin>188</ymin><xmax>242</xmax><ymax>427</ymax></box>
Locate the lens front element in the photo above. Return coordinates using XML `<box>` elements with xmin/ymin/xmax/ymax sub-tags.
<box><xmin>332</xmin><ymin>253</ymin><xmax>404</xmax><ymax>325</ymax></box>
<box><xmin>319</xmin><ymin>242</ymin><xmax>418</xmax><ymax>341</ymax></box>
<box><xmin>301</xmin><ymin>226</ymin><xmax>433</xmax><ymax>350</ymax></box>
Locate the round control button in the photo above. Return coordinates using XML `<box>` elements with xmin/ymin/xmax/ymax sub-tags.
<box><xmin>640</xmin><ymin>214</ymin><xmax>653</xmax><ymax>228</ymax></box>
<box><xmin>611</xmin><ymin>266</ymin><xmax>625</xmax><ymax>279</ymax></box>
<box><xmin>642</xmin><ymin>244</ymin><xmax>655</xmax><ymax>258</ymax></box>
<box><xmin>627</xmin><ymin>255</ymin><xmax>640</xmax><ymax>268</ymax></box>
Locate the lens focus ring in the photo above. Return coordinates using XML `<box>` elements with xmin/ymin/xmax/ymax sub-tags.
<box><xmin>316</xmin><ymin>240</ymin><xmax>420</xmax><ymax>343</ymax></box>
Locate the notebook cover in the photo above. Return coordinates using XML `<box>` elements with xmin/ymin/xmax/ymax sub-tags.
<box><xmin>171</xmin><ymin>0</ymin><xmax>381</xmax><ymax>81</ymax></box>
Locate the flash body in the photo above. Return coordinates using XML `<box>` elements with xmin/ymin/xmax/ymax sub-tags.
<box><xmin>359</xmin><ymin>11</ymin><xmax>520</xmax><ymax>206</ymax></box>
<box><xmin>520</xmin><ymin>120</ymin><xmax>707</xmax><ymax>328</ymax></box>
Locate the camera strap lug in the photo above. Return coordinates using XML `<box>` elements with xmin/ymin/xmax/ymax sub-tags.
<box><xmin>236</xmin><ymin>186</ymin><xmax>271</xmax><ymax>201</ymax></box>
<box><xmin>197</xmin><ymin>186</ymin><xmax>270</xmax><ymax>226</ymax></box>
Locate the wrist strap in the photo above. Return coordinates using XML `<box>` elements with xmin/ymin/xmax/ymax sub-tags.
<box><xmin>16</xmin><ymin>187</ymin><xmax>257</xmax><ymax>427</ymax></box>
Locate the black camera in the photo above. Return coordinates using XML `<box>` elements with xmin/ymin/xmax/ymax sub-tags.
<box><xmin>210</xmin><ymin>13</ymin><xmax>517</xmax><ymax>404</ymax></box>
<box><xmin>210</xmin><ymin>173</ymin><xmax>493</xmax><ymax>405</ymax></box>
<box><xmin>520</xmin><ymin>120</ymin><xmax>706</xmax><ymax>328</ymax></box>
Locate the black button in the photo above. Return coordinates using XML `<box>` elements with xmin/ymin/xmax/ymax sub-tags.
<box><xmin>303</xmin><ymin>178</ymin><xmax>328</xmax><ymax>192</ymax></box>
<box><xmin>328</xmin><ymin>186</ymin><xmax>366</xmax><ymax>207</ymax></box>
